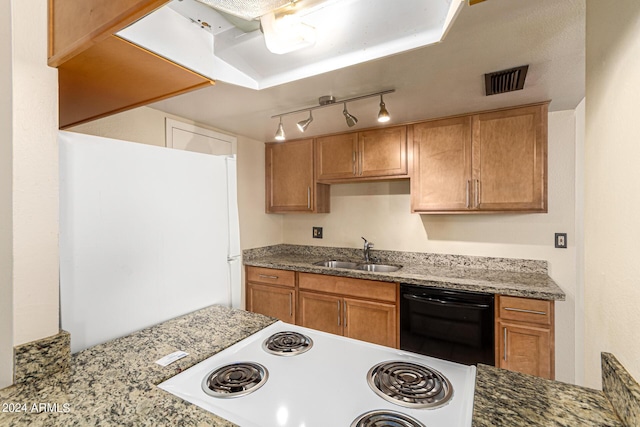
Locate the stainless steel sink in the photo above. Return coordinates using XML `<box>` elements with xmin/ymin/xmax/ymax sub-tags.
<box><xmin>313</xmin><ymin>260</ymin><xmax>360</xmax><ymax>269</ymax></box>
<box><xmin>355</xmin><ymin>263</ymin><xmax>401</xmax><ymax>272</ymax></box>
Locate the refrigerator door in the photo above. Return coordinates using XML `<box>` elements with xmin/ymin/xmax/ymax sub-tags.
<box><xmin>59</xmin><ymin>131</ymin><xmax>235</xmax><ymax>353</ymax></box>
<box><xmin>225</xmin><ymin>156</ymin><xmax>242</xmax><ymax>309</ymax></box>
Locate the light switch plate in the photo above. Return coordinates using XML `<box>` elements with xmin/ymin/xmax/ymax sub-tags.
<box><xmin>555</xmin><ymin>233</ymin><xmax>567</xmax><ymax>248</ymax></box>
<box><xmin>313</xmin><ymin>227</ymin><xmax>323</xmax><ymax>239</ymax></box>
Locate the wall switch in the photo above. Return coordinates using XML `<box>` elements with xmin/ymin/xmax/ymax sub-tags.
<box><xmin>555</xmin><ymin>233</ymin><xmax>567</xmax><ymax>248</ymax></box>
<box><xmin>312</xmin><ymin>227</ymin><xmax>323</xmax><ymax>239</ymax></box>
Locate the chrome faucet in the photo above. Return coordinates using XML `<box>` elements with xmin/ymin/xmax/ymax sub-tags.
<box><xmin>361</xmin><ymin>237</ymin><xmax>374</xmax><ymax>263</ymax></box>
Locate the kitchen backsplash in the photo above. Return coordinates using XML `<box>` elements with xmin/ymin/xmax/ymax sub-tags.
<box><xmin>602</xmin><ymin>353</ymin><xmax>640</xmax><ymax>427</ymax></box>
<box><xmin>243</xmin><ymin>244</ymin><xmax>548</xmax><ymax>274</ymax></box>
<box><xmin>13</xmin><ymin>330</ymin><xmax>70</xmax><ymax>385</ymax></box>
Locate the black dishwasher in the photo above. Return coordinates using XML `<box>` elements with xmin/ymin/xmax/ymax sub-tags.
<box><xmin>400</xmin><ymin>284</ymin><xmax>494</xmax><ymax>366</ymax></box>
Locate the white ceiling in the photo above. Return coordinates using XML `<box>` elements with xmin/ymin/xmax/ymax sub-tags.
<box><xmin>150</xmin><ymin>0</ymin><xmax>585</xmax><ymax>142</ymax></box>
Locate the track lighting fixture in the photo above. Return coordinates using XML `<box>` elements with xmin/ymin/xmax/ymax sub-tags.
<box><xmin>343</xmin><ymin>103</ymin><xmax>358</xmax><ymax>127</ymax></box>
<box><xmin>271</xmin><ymin>89</ymin><xmax>394</xmax><ymax>141</ymax></box>
<box><xmin>377</xmin><ymin>94</ymin><xmax>390</xmax><ymax>123</ymax></box>
<box><xmin>297</xmin><ymin>110</ymin><xmax>313</xmax><ymax>132</ymax></box>
<box><xmin>274</xmin><ymin>116</ymin><xmax>286</xmax><ymax>141</ymax></box>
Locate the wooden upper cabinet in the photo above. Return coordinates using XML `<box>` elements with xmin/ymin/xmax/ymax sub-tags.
<box><xmin>48</xmin><ymin>0</ymin><xmax>169</xmax><ymax>66</ymax></box>
<box><xmin>411</xmin><ymin>102</ymin><xmax>548</xmax><ymax>213</ymax></box>
<box><xmin>411</xmin><ymin>116</ymin><xmax>472</xmax><ymax>212</ymax></box>
<box><xmin>316</xmin><ymin>133</ymin><xmax>359</xmax><ymax>180</ymax></box>
<box><xmin>49</xmin><ymin>0</ymin><xmax>213</xmax><ymax>129</ymax></box>
<box><xmin>472</xmin><ymin>104</ymin><xmax>547</xmax><ymax>211</ymax></box>
<box><xmin>359</xmin><ymin>126</ymin><xmax>408</xmax><ymax>178</ymax></box>
<box><xmin>316</xmin><ymin>126</ymin><xmax>408</xmax><ymax>182</ymax></box>
<box><xmin>266</xmin><ymin>139</ymin><xmax>330</xmax><ymax>213</ymax></box>
<box><xmin>58</xmin><ymin>36</ymin><xmax>212</xmax><ymax>129</ymax></box>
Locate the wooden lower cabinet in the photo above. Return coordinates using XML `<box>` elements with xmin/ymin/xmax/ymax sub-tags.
<box><xmin>246</xmin><ymin>283</ymin><xmax>295</xmax><ymax>324</ymax></box>
<box><xmin>245</xmin><ymin>266</ymin><xmax>296</xmax><ymax>324</ymax></box>
<box><xmin>495</xmin><ymin>295</ymin><xmax>554</xmax><ymax>379</ymax></box>
<box><xmin>497</xmin><ymin>321</ymin><xmax>552</xmax><ymax>378</ymax></box>
<box><xmin>298</xmin><ymin>273</ymin><xmax>398</xmax><ymax>348</ymax></box>
<box><xmin>298</xmin><ymin>291</ymin><xmax>342</xmax><ymax>336</ymax></box>
<box><xmin>343</xmin><ymin>298</ymin><xmax>397</xmax><ymax>348</ymax></box>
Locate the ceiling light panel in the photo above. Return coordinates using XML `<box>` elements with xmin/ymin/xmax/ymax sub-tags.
<box><xmin>194</xmin><ymin>0</ymin><xmax>292</xmax><ymax>20</ymax></box>
<box><xmin>119</xmin><ymin>0</ymin><xmax>464</xmax><ymax>90</ymax></box>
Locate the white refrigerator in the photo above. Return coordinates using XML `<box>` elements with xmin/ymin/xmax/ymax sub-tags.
<box><xmin>59</xmin><ymin>131</ymin><xmax>241</xmax><ymax>353</ymax></box>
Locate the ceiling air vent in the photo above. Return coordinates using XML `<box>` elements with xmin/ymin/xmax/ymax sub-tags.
<box><xmin>484</xmin><ymin>65</ymin><xmax>529</xmax><ymax>96</ymax></box>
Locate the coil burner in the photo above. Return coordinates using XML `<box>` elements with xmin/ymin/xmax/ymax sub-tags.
<box><xmin>262</xmin><ymin>331</ymin><xmax>313</xmax><ymax>356</ymax></box>
<box><xmin>367</xmin><ymin>361</ymin><xmax>453</xmax><ymax>409</ymax></box>
<box><xmin>350</xmin><ymin>410</ymin><xmax>426</xmax><ymax>427</ymax></box>
<box><xmin>201</xmin><ymin>362</ymin><xmax>268</xmax><ymax>398</ymax></box>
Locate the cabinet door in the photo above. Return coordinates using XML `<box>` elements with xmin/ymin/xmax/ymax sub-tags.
<box><xmin>344</xmin><ymin>298</ymin><xmax>397</xmax><ymax>348</ymax></box>
<box><xmin>266</xmin><ymin>139</ymin><xmax>316</xmax><ymax>213</ymax></box>
<box><xmin>316</xmin><ymin>133</ymin><xmax>358</xmax><ymax>180</ymax></box>
<box><xmin>497</xmin><ymin>321</ymin><xmax>552</xmax><ymax>379</ymax></box>
<box><xmin>472</xmin><ymin>104</ymin><xmax>547</xmax><ymax>212</ymax></box>
<box><xmin>246</xmin><ymin>283</ymin><xmax>295</xmax><ymax>324</ymax></box>
<box><xmin>359</xmin><ymin>126</ymin><xmax>408</xmax><ymax>178</ymax></box>
<box><xmin>411</xmin><ymin>117</ymin><xmax>472</xmax><ymax>212</ymax></box>
<box><xmin>298</xmin><ymin>292</ymin><xmax>343</xmax><ymax>336</ymax></box>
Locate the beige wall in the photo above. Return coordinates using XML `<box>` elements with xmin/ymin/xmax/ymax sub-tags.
<box><xmin>0</xmin><ymin>0</ymin><xmax>13</xmax><ymax>389</ymax></box>
<box><xmin>585</xmin><ymin>0</ymin><xmax>640</xmax><ymax>388</ymax></box>
<box><xmin>11</xmin><ymin>0</ymin><xmax>59</xmax><ymax>346</ymax></box>
<box><xmin>282</xmin><ymin>110</ymin><xmax>581</xmax><ymax>384</ymax></box>
<box><xmin>70</xmin><ymin>107</ymin><xmax>168</xmax><ymax>147</ymax></box>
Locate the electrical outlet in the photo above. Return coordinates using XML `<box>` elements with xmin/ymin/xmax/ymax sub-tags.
<box><xmin>555</xmin><ymin>233</ymin><xmax>567</xmax><ymax>248</ymax></box>
<box><xmin>312</xmin><ymin>227</ymin><xmax>323</xmax><ymax>239</ymax></box>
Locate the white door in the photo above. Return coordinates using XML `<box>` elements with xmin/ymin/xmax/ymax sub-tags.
<box><xmin>166</xmin><ymin>118</ymin><xmax>236</xmax><ymax>155</ymax></box>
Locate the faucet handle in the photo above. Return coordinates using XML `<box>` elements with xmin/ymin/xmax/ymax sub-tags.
<box><xmin>361</xmin><ymin>236</ymin><xmax>374</xmax><ymax>248</ymax></box>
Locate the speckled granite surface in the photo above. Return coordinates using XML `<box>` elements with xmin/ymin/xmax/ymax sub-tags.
<box><xmin>0</xmin><ymin>304</ymin><xmax>629</xmax><ymax>427</ymax></box>
<box><xmin>603</xmin><ymin>353</ymin><xmax>640</xmax><ymax>426</ymax></box>
<box><xmin>14</xmin><ymin>331</ymin><xmax>70</xmax><ymax>385</ymax></box>
<box><xmin>473</xmin><ymin>364</ymin><xmax>624</xmax><ymax>427</ymax></box>
<box><xmin>0</xmin><ymin>305</ymin><xmax>275</xmax><ymax>426</ymax></box>
<box><xmin>244</xmin><ymin>244</ymin><xmax>565</xmax><ymax>300</ymax></box>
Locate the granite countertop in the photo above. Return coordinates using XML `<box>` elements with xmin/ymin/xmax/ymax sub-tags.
<box><xmin>0</xmin><ymin>306</ymin><xmax>276</xmax><ymax>427</ymax></box>
<box><xmin>244</xmin><ymin>245</ymin><xmax>566</xmax><ymax>300</ymax></box>
<box><xmin>1</xmin><ymin>305</ymin><xmax>627</xmax><ymax>427</ymax></box>
<box><xmin>473</xmin><ymin>365</ymin><xmax>623</xmax><ymax>427</ymax></box>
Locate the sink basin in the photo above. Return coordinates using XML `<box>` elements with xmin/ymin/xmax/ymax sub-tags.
<box><xmin>313</xmin><ymin>260</ymin><xmax>360</xmax><ymax>269</ymax></box>
<box><xmin>355</xmin><ymin>263</ymin><xmax>401</xmax><ymax>273</ymax></box>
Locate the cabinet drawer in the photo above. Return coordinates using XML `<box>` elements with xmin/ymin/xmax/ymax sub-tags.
<box><xmin>498</xmin><ymin>296</ymin><xmax>552</xmax><ymax>326</ymax></box>
<box><xmin>299</xmin><ymin>273</ymin><xmax>397</xmax><ymax>303</ymax></box>
<box><xmin>246</xmin><ymin>266</ymin><xmax>295</xmax><ymax>288</ymax></box>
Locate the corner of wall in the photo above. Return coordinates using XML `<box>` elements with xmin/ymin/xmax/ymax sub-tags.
<box><xmin>0</xmin><ymin>0</ymin><xmax>14</xmax><ymax>389</ymax></box>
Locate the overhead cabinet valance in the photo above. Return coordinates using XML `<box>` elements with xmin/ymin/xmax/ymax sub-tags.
<box><xmin>266</xmin><ymin>102</ymin><xmax>549</xmax><ymax>214</ymax></box>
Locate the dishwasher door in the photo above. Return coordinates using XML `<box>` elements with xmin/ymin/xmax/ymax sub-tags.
<box><xmin>400</xmin><ymin>284</ymin><xmax>494</xmax><ymax>366</ymax></box>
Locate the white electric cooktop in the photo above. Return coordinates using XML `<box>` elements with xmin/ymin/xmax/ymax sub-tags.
<box><xmin>159</xmin><ymin>321</ymin><xmax>476</xmax><ymax>427</ymax></box>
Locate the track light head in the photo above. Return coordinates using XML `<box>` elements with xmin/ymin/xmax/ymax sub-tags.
<box><xmin>377</xmin><ymin>94</ymin><xmax>390</xmax><ymax>123</ymax></box>
<box><xmin>297</xmin><ymin>110</ymin><xmax>313</xmax><ymax>132</ymax></box>
<box><xmin>343</xmin><ymin>103</ymin><xmax>358</xmax><ymax>127</ymax></box>
<box><xmin>274</xmin><ymin>117</ymin><xmax>286</xmax><ymax>141</ymax></box>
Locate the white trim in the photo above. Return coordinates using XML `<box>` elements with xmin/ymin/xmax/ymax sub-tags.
<box><xmin>165</xmin><ymin>118</ymin><xmax>237</xmax><ymax>155</ymax></box>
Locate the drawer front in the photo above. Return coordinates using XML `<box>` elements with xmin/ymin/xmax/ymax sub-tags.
<box><xmin>299</xmin><ymin>273</ymin><xmax>397</xmax><ymax>303</ymax></box>
<box><xmin>498</xmin><ymin>296</ymin><xmax>552</xmax><ymax>326</ymax></box>
<box><xmin>246</xmin><ymin>266</ymin><xmax>295</xmax><ymax>288</ymax></box>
